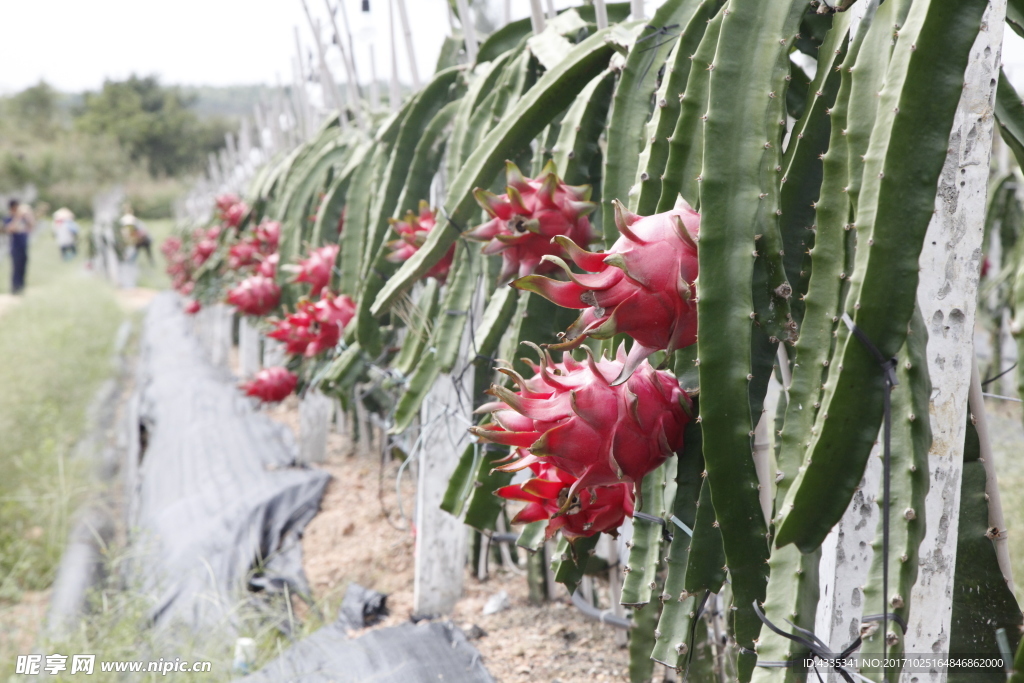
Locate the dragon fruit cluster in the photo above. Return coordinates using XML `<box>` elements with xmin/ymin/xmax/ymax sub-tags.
<box><xmin>241</xmin><ymin>367</ymin><xmax>298</xmax><ymax>404</ymax></box>
<box><xmin>216</xmin><ymin>193</ymin><xmax>248</xmax><ymax>229</ymax></box>
<box><xmin>286</xmin><ymin>244</ymin><xmax>339</xmax><ymax>297</ymax></box>
<box><xmin>162</xmin><ymin>236</ymin><xmax>202</xmax><ymax>314</ymax></box>
<box><xmin>473</xmin><ymin>346</ymin><xmax>691</xmax><ymax>539</ymax></box>
<box><xmin>226</xmin><ymin>220</ymin><xmax>280</xmax><ymax>273</ymax></box>
<box><xmin>267</xmin><ymin>292</ymin><xmax>356</xmax><ymax>357</ymax></box>
<box><xmin>386</xmin><ymin>201</ymin><xmax>455</xmax><ymax>283</ymax></box>
<box><xmin>514</xmin><ymin>200</ymin><xmax>700</xmax><ymax>383</ymax></box>
<box><xmin>465</xmin><ymin>161</ymin><xmax>595</xmax><ymax>281</ymax></box>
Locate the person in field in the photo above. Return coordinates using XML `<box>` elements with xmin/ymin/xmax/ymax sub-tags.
<box><xmin>52</xmin><ymin>207</ymin><xmax>80</xmax><ymax>260</ymax></box>
<box><xmin>120</xmin><ymin>212</ymin><xmax>153</xmax><ymax>265</ymax></box>
<box><xmin>4</xmin><ymin>199</ymin><xmax>36</xmax><ymax>294</ymax></box>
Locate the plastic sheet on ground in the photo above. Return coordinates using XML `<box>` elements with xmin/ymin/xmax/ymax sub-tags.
<box><xmin>130</xmin><ymin>292</ymin><xmax>330</xmax><ymax>628</ymax></box>
<box><xmin>235</xmin><ymin>618</ymin><xmax>494</xmax><ymax>683</ymax></box>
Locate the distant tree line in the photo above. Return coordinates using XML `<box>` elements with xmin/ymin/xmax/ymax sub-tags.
<box><xmin>0</xmin><ymin>75</ymin><xmax>234</xmax><ymax>218</ymax></box>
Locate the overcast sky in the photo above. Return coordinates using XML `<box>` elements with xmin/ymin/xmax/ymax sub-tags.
<box><xmin>2</xmin><ymin>1</ymin><xmax>1022</xmax><ymax>94</ymax></box>
<box><xmin>0</xmin><ymin>0</ymin><xmax>623</xmax><ymax>94</ymax></box>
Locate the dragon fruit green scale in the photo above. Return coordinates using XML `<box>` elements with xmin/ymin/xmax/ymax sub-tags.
<box><xmin>464</xmin><ymin>160</ymin><xmax>596</xmax><ymax>282</ymax></box>
<box><xmin>513</xmin><ymin>198</ymin><xmax>700</xmax><ymax>384</ymax></box>
<box><xmin>470</xmin><ymin>344</ymin><xmax>690</xmax><ymax>509</ymax></box>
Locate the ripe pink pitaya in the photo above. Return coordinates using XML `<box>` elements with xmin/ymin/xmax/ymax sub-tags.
<box><xmin>161</xmin><ymin>236</ymin><xmax>182</xmax><ymax>259</ymax></box>
<box><xmin>257</xmin><ymin>252</ymin><xmax>279</xmax><ymax>279</ymax></box>
<box><xmin>386</xmin><ymin>201</ymin><xmax>455</xmax><ymax>283</ymax></box>
<box><xmin>215</xmin><ymin>194</ymin><xmax>248</xmax><ymax>228</ymax></box>
<box><xmin>287</xmin><ymin>245</ymin><xmax>339</xmax><ymax>297</ymax></box>
<box><xmin>227</xmin><ymin>241</ymin><xmax>260</xmax><ymax>271</ymax></box>
<box><xmin>471</xmin><ymin>345</ymin><xmax>690</xmax><ymax>505</ymax></box>
<box><xmin>191</xmin><ymin>238</ymin><xmax>217</xmax><ymax>268</ymax></box>
<box><xmin>254</xmin><ymin>220</ymin><xmax>281</xmax><ymax>253</ymax></box>
<box><xmin>241</xmin><ymin>367</ymin><xmax>297</xmax><ymax>403</ymax></box>
<box><xmin>268</xmin><ymin>293</ymin><xmax>355</xmax><ymax>357</ymax></box>
<box><xmin>496</xmin><ymin>460</ymin><xmax>634</xmax><ymax>540</ymax></box>
<box><xmin>514</xmin><ymin>200</ymin><xmax>700</xmax><ymax>383</ymax></box>
<box><xmin>183</xmin><ymin>298</ymin><xmax>202</xmax><ymax>315</ymax></box>
<box><xmin>226</xmin><ymin>275</ymin><xmax>281</xmax><ymax>317</ymax></box>
<box><xmin>216</xmin><ymin>194</ymin><xmax>241</xmax><ymax>215</ymax></box>
<box><xmin>464</xmin><ymin>161</ymin><xmax>595</xmax><ymax>281</ymax></box>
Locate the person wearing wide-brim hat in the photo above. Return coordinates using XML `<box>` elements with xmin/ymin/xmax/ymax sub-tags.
<box><xmin>52</xmin><ymin>207</ymin><xmax>79</xmax><ymax>260</ymax></box>
<box><xmin>120</xmin><ymin>212</ymin><xmax>153</xmax><ymax>265</ymax></box>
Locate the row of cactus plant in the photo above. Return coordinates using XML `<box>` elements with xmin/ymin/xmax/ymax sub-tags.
<box><xmin>163</xmin><ymin>0</ymin><xmax>1022</xmax><ymax>679</ymax></box>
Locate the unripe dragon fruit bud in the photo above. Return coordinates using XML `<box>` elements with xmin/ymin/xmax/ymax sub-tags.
<box><xmin>386</xmin><ymin>200</ymin><xmax>455</xmax><ymax>283</ymax></box>
<box><xmin>286</xmin><ymin>245</ymin><xmax>339</xmax><ymax>297</ymax></box>
<box><xmin>470</xmin><ymin>345</ymin><xmax>691</xmax><ymax>507</ymax></box>
<box><xmin>267</xmin><ymin>292</ymin><xmax>355</xmax><ymax>357</ymax></box>
<box><xmin>183</xmin><ymin>298</ymin><xmax>202</xmax><ymax>315</ymax></box>
<box><xmin>241</xmin><ymin>367</ymin><xmax>297</xmax><ymax>403</ymax></box>
<box><xmin>226</xmin><ymin>275</ymin><xmax>281</xmax><ymax>317</ymax></box>
<box><xmin>464</xmin><ymin>161</ymin><xmax>596</xmax><ymax>282</ymax></box>
<box><xmin>496</xmin><ymin>460</ymin><xmax>634</xmax><ymax>540</ymax></box>
<box><xmin>514</xmin><ymin>199</ymin><xmax>699</xmax><ymax>384</ymax></box>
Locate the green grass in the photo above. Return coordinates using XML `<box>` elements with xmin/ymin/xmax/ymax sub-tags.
<box><xmin>0</xmin><ymin>231</ymin><xmax>125</xmax><ymax>671</ymax></box>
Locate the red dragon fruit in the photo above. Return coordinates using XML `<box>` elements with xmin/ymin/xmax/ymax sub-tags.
<box><xmin>268</xmin><ymin>293</ymin><xmax>356</xmax><ymax>357</ymax></box>
<box><xmin>514</xmin><ymin>199</ymin><xmax>700</xmax><ymax>383</ymax></box>
<box><xmin>215</xmin><ymin>194</ymin><xmax>248</xmax><ymax>228</ymax></box>
<box><xmin>183</xmin><ymin>299</ymin><xmax>202</xmax><ymax>315</ymax></box>
<box><xmin>287</xmin><ymin>245</ymin><xmax>339</xmax><ymax>297</ymax></box>
<box><xmin>386</xmin><ymin>201</ymin><xmax>455</xmax><ymax>283</ymax></box>
<box><xmin>257</xmin><ymin>252</ymin><xmax>279</xmax><ymax>279</ymax></box>
<box><xmin>464</xmin><ymin>161</ymin><xmax>595</xmax><ymax>281</ymax></box>
<box><xmin>216</xmin><ymin>194</ymin><xmax>241</xmax><ymax>215</ymax></box>
<box><xmin>254</xmin><ymin>220</ymin><xmax>281</xmax><ymax>253</ymax></box>
<box><xmin>226</xmin><ymin>275</ymin><xmax>281</xmax><ymax>317</ymax></box>
<box><xmin>191</xmin><ymin>239</ymin><xmax>217</xmax><ymax>268</ymax></box>
<box><xmin>227</xmin><ymin>241</ymin><xmax>260</xmax><ymax>271</ymax></box>
<box><xmin>241</xmin><ymin>367</ymin><xmax>297</xmax><ymax>403</ymax></box>
<box><xmin>161</xmin><ymin>236</ymin><xmax>182</xmax><ymax>259</ymax></box>
<box><xmin>496</xmin><ymin>460</ymin><xmax>634</xmax><ymax>540</ymax></box>
<box><xmin>470</xmin><ymin>345</ymin><xmax>690</xmax><ymax>506</ymax></box>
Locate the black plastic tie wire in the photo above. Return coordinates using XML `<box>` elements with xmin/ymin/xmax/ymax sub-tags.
<box><xmin>842</xmin><ymin>312</ymin><xmax>898</xmax><ymax>676</ymax></box>
<box><xmin>635</xmin><ymin>24</ymin><xmax>682</xmax><ymax>87</ymax></box>
<box><xmin>982</xmin><ymin>362</ymin><xmax>1017</xmax><ymax>387</ymax></box>
<box><xmin>679</xmin><ymin>589</ymin><xmax>713</xmax><ymax>682</ymax></box>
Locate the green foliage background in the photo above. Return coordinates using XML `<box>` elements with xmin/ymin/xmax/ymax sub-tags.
<box><xmin>0</xmin><ymin>77</ymin><xmax>263</xmax><ymax>219</ymax></box>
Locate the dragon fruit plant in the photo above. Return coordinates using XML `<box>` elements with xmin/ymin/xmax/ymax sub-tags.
<box><xmin>514</xmin><ymin>200</ymin><xmax>700</xmax><ymax>383</ymax></box>
<box><xmin>386</xmin><ymin>201</ymin><xmax>455</xmax><ymax>282</ymax></box>
<box><xmin>465</xmin><ymin>161</ymin><xmax>596</xmax><ymax>281</ymax></box>
<box><xmin>241</xmin><ymin>366</ymin><xmax>298</xmax><ymax>403</ymax></box>
<box><xmin>470</xmin><ymin>344</ymin><xmax>691</xmax><ymax>506</ymax></box>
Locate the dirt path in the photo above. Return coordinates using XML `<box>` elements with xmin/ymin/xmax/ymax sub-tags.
<box><xmin>287</xmin><ymin>415</ymin><xmax>649</xmax><ymax>683</ymax></box>
<box><xmin>0</xmin><ymin>293</ymin><xmax>19</xmax><ymax>318</ymax></box>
